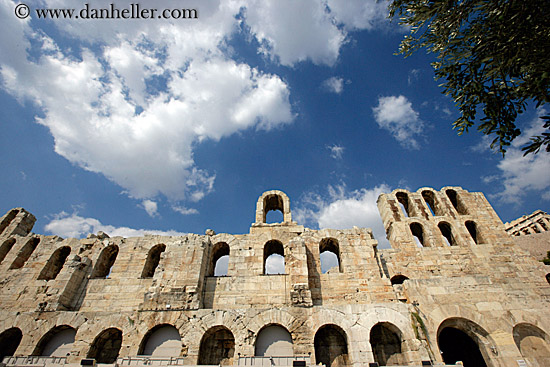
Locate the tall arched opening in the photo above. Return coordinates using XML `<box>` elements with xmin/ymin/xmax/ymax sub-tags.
<box><xmin>32</xmin><ymin>325</ymin><xmax>76</xmax><ymax>357</ymax></box>
<box><xmin>210</xmin><ymin>242</ymin><xmax>230</xmax><ymax>277</ymax></box>
<box><xmin>437</xmin><ymin>318</ymin><xmax>491</xmax><ymax>367</ymax></box>
<box><xmin>264</xmin><ymin>240</ymin><xmax>285</xmax><ymax>275</ymax></box>
<box><xmin>0</xmin><ymin>238</ymin><xmax>16</xmax><ymax>264</ymax></box>
<box><xmin>314</xmin><ymin>324</ymin><xmax>349</xmax><ymax>367</ymax></box>
<box><xmin>91</xmin><ymin>245</ymin><xmax>119</xmax><ymax>279</ymax></box>
<box><xmin>138</xmin><ymin>324</ymin><xmax>181</xmax><ymax>357</ymax></box>
<box><xmin>198</xmin><ymin>326</ymin><xmax>235</xmax><ymax>365</ymax></box>
<box><xmin>513</xmin><ymin>323</ymin><xmax>550</xmax><ymax>367</ymax></box>
<box><xmin>255</xmin><ymin>325</ymin><xmax>293</xmax><ymax>357</ymax></box>
<box><xmin>38</xmin><ymin>246</ymin><xmax>71</xmax><ymax>281</ymax></box>
<box><xmin>369</xmin><ymin>322</ymin><xmax>406</xmax><ymax>366</ymax></box>
<box><xmin>141</xmin><ymin>244</ymin><xmax>166</xmax><ymax>278</ymax></box>
<box><xmin>87</xmin><ymin>328</ymin><xmax>122</xmax><ymax>363</ymax></box>
<box><xmin>10</xmin><ymin>237</ymin><xmax>40</xmax><ymax>269</ymax></box>
<box><xmin>0</xmin><ymin>327</ymin><xmax>23</xmax><ymax>359</ymax></box>
<box><xmin>319</xmin><ymin>238</ymin><xmax>342</xmax><ymax>273</ymax></box>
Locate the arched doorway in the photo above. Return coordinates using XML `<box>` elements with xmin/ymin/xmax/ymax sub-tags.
<box><xmin>0</xmin><ymin>327</ymin><xmax>23</xmax><ymax>359</ymax></box>
<box><xmin>138</xmin><ymin>324</ymin><xmax>181</xmax><ymax>356</ymax></box>
<box><xmin>513</xmin><ymin>323</ymin><xmax>550</xmax><ymax>367</ymax></box>
<box><xmin>33</xmin><ymin>325</ymin><xmax>76</xmax><ymax>357</ymax></box>
<box><xmin>314</xmin><ymin>324</ymin><xmax>349</xmax><ymax>367</ymax></box>
<box><xmin>370</xmin><ymin>322</ymin><xmax>406</xmax><ymax>366</ymax></box>
<box><xmin>198</xmin><ymin>326</ymin><xmax>235</xmax><ymax>365</ymax></box>
<box><xmin>255</xmin><ymin>325</ymin><xmax>293</xmax><ymax>357</ymax></box>
<box><xmin>437</xmin><ymin>318</ymin><xmax>491</xmax><ymax>367</ymax></box>
<box><xmin>87</xmin><ymin>328</ymin><xmax>122</xmax><ymax>363</ymax></box>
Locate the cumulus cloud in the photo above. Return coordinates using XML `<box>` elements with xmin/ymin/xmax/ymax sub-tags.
<box><xmin>295</xmin><ymin>184</ymin><xmax>391</xmax><ymax>248</ymax></box>
<box><xmin>0</xmin><ymin>0</ymin><xmax>395</xmax><ymax>209</ymax></box>
<box><xmin>45</xmin><ymin>211</ymin><xmax>187</xmax><ymax>239</ymax></box>
<box><xmin>244</xmin><ymin>0</ymin><xmax>345</xmax><ymax>66</ymax></box>
<box><xmin>490</xmin><ymin>111</ymin><xmax>550</xmax><ymax>204</ymax></box>
<box><xmin>326</xmin><ymin>0</ymin><xmax>390</xmax><ymax>31</ymax></box>
<box><xmin>322</xmin><ymin>77</ymin><xmax>344</xmax><ymax>94</ymax></box>
<box><xmin>372</xmin><ymin>95</ymin><xmax>424</xmax><ymax>149</ymax></box>
<box><xmin>142</xmin><ymin>200</ymin><xmax>158</xmax><ymax>217</ymax></box>
<box><xmin>0</xmin><ymin>0</ymin><xmax>293</xmax><ymax>204</ymax></box>
<box><xmin>327</xmin><ymin>144</ymin><xmax>345</xmax><ymax>159</ymax></box>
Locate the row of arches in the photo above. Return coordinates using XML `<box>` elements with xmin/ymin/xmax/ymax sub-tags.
<box><xmin>0</xmin><ymin>323</ymin><xmax>348</xmax><ymax>366</ymax></box>
<box><xmin>0</xmin><ymin>237</ymin><xmax>41</xmax><ymax>270</ymax></box>
<box><xmin>210</xmin><ymin>237</ymin><xmax>343</xmax><ymax>277</ymax></box>
<box><xmin>1</xmin><ymin>319</ymin><xmax>549</xmax><ymax>366</ymax></box>
<box><xmin>2</xmin><ymin>235</ymin><xmax>343</xmax><ymax>283</ymax></box>
<box><xmin>409</xmin><ymin>220</ymin><xmax>484</xmax><ymax>248</ymax></box>
<box><xmin>396</xmin><ymin>189</ymin><xmax>469</xmax><ymax>219</ymax></box>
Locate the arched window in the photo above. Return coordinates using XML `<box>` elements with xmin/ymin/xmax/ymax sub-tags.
<box><xmin>198</xmin><ymin>326</ymin><xmax>235</xmax><ymax>365</ymax></box>
<box><xmin>38</xmin><ymin>246</ymin><xmax>71</xmax><ymax>281</ymax></box>
<box><xmin>513</xmin><ymin>323</ymin><xmax>550</xmax><ymax>367</ymax></box>
<box><xmin>91</xmin><ymin>245</ymin><xmax>119</xmax><ymax>279</ymax></box>
<box><xmin>319</xmin><ymin>238</ymin><xmax>342</xmax><ymax>273</ymax></box>
<box><xmin>409</xmin><ymin>223</ymin><xmax>425</xmax><ymax>247</ymax></box>
<box><xmin>370</xmin><ymin>323</ymin><xmax>406</xmax><ymax>366</ymax></box>
<box><xmin>395</xmin><ymin>192</ymin><xmax>410</xmax><ymax>218</ymax></box>
<box><xmin>264</xmin><ymin>240</ymin><xmax>285</xmax><ymax>275</ymax></box>
<box><xmin>0</xmin><ymin>327</ymin><xmax>23</xmax><ymax>360</ymax></box>
<box><xmin>465</xmin><ymin>221</ymin><xmax>482</xmax><ymax>244</ymax></box>
<box><xmin>10</xmin><ymin>237</ymin><xmax>40</xmax><ymax>269</ymax></box>
<box><xmin>422</xmin><ymin>190</ymin><xmax>442</xmax><ymax>216</ymax></box>
<box><xmin>438</xmin><ymin>222</ymin><xmax>456</xmax><ymax>246</ymax></box>
<box><xmin>437</xmin><ymin>318</ymin><xmax>491</xmax><ymax>367</ymax></box>
<box><xmin>32</xmin><ymin>325</ymin><xmax>76</xmax><ymax>357</ymax></box>
<box><xmin>0</xmin><ymin>209</ymin><xmax>19</xmax><ymax>235</ymax></box>
<box><xmin>255</xmin><ymin>325</ymin><xmax>293</xmax><ymax>357</ymax></box>
<box><xmin>314</xmin><ymin>325</ymin><xmax>349</xmax><ymax>367</ymax></box>
<box><xmin>141</xmin><ymin>244</ymin><xmax>166</xmax><ymax>278</ymax></box>
<box><xmin>446</xmin><ymin>189</ymin><xmax>468</xmax><ymax>215</ymax></box>
<box><xmin>263</xmin><ymin>194</ymin><xmax>284</xmax><ymax>223</ymax></box>
<box><xmin>390</xmin><ymin>275</ymin><xmax>408</xmax><ymax>285</ymax></box>
<box><xmin>87</xmin><ymin>328</ymin><xmax>122</xmax><ymax>363</ymax></box>
<box><xmin>0</xmin><ymin>238</ymin><xmax>16</xmax><ymax>264</ymax></box>
<box><xmin>138</xmin><ymin>324</ymin><xmax>181</xmax><ymax>357</ymax></box>
<box><xmin>539</xmin><ymin>220</ymin><xmax>549</xmax><ymax>231</ymax></box>
<box><xmin>438</xmin><ymin>327</ymin><xmax>487</xmax><ymax>366</ymax></box>
<box><xmin>546</xmin><ymin>273</ymin><xmax>550</xmax><ymax>285</ymax></box>
<box><xmin>210</xmin><ymin>242</ymin><xmax>229</xmax><ymax>277</ymax></box>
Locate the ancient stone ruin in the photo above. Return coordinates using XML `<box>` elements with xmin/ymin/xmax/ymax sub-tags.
<box><xmin>0</xmin><ymin>187</ymin><xmax>549</xmax><ymax>367</ymax></box>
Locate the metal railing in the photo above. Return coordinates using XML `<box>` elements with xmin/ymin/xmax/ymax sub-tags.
<box><xmin>237</xmin><ymin>356</ymin><xmax>310</xmax><ymax>366</ymax></box>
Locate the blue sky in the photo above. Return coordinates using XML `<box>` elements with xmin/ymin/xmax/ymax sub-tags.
<box><xmin>1</xmin><ymin>0</ymin><xmax>548</xmax><ymax>248</ymax></box>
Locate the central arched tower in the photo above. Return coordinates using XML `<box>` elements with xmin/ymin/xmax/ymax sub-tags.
<box><xmin>254</xmin><ymin>190</ymin><xmax>294</xmax><ymax>225</ymax></box>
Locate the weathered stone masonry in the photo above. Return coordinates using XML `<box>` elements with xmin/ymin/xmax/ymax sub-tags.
<box><xmin>0</xmin><ymin>187</ymin><xmax>549</xmax><ymax>367</ymax></box>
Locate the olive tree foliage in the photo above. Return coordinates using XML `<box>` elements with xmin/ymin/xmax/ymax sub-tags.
<box><xmin>388</xmin><ymin>0</ymin><xmax>550</xmax><ymax>155</ymax></box>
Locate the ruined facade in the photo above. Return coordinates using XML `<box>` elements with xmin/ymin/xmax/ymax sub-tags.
<box><xmin>505</xmin><ymin>210</ymin><xmax>550</xmax><ymax>237</ymax></box>
<box><xmin>0</xmin><ymin>187</ymin><xmax>549</xmax><ymax>367</ymax></box>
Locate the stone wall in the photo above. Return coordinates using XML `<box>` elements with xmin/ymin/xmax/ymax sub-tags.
<box><xmin>0</xmin><ymin>187</ymin><xmax>549</xmax><ymax>367</ymax></box>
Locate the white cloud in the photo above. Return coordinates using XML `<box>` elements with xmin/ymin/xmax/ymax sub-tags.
<box><xmin>172</xmin><ymin>205</ymin><xmax>199</xmax><ymax>216</ymax></box>
<box><xmin>326</xmin><ymin>0</ymin><xmax>390</xmax><ymax>31</ymax></box>
<box><xmin>45</xmin><ymin>211</ymin><xmax>187</xmax><ymax>239</ymax></box>
<box><xmin>295</xmin><ymin>184</ymin><xmax>391</xmax><ymax>248</ymax></box>
<box><xmin>372</xmin><ymin>95</ymin><xmax>424</xmax><ymax>149</ymax></box>
<box><xmin>491</xmin><ymin>111</ymin><xmax>550</xmax><ymax>204</ymax></box>
<box><xmin>0</xmin><ymin>0</ymin><xmax>395</xmax><ymax>209</ymax></box>
<box><xmin>322</xmin><ymin>77</ymin><xmax>344</xmax><ymax>94</ymax></box>
<box><xmin>142</xmin><ymin>200</ymin><xmax>158</xmax><ymax>217</ymax></box>
<box><xmin>244</xmin><ymin>0</ymin><xmax>345</xmax><ymax>66</ymax></box>
<box><xmin>0</xmin><ymin>0</ymin><xmax>294</xmax><ymax>204</ymax></box>
<box><xmin>327</xmin><ymin>144</ymin><xmax>345</xmax><ymax>159</ymax></box>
